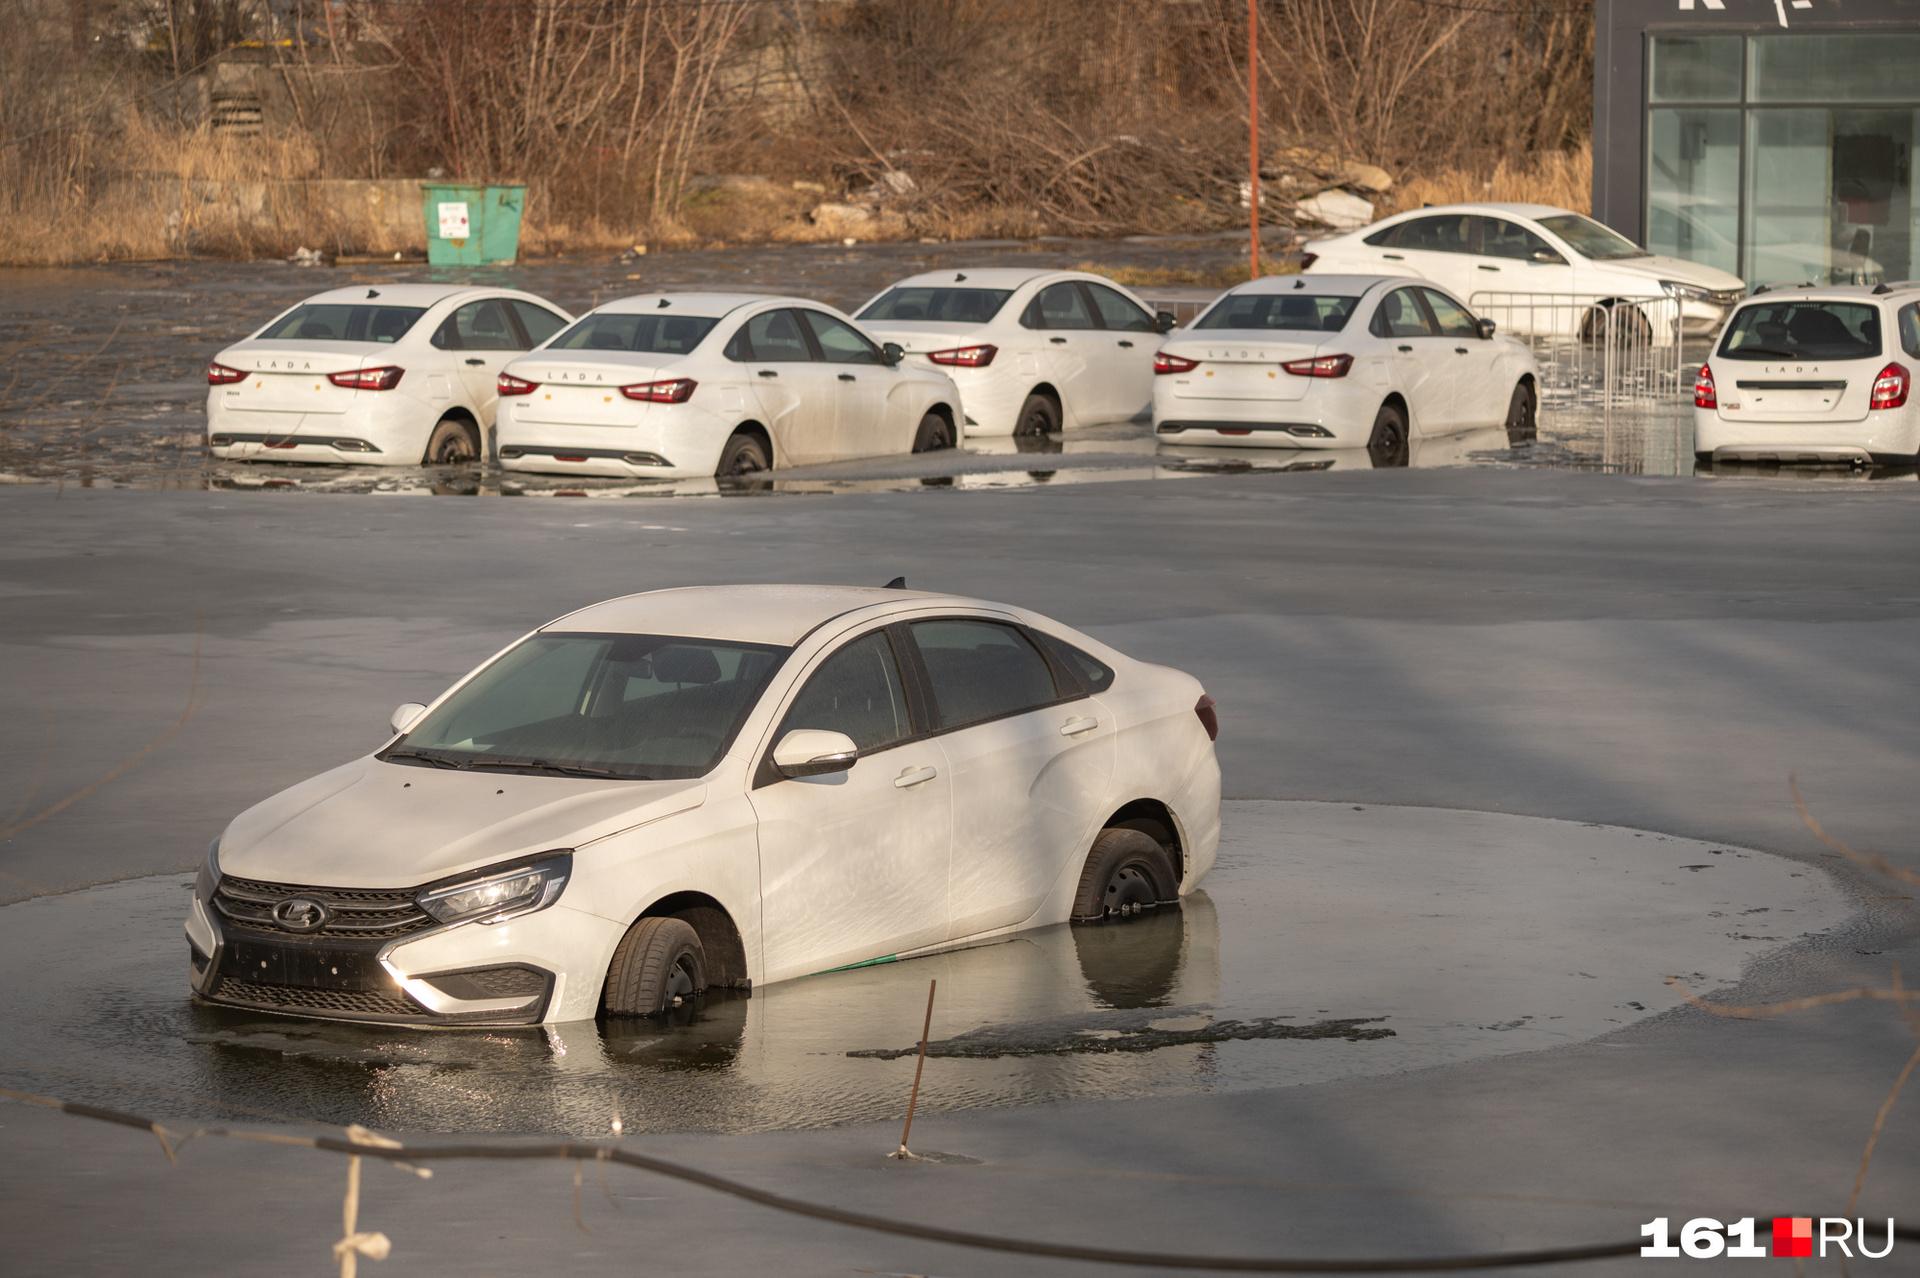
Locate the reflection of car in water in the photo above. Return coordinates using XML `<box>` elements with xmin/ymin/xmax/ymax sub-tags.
<box><xmin>1160</xmin><ymin>424</ymin><xmax>1532</xmax><ymax>474</ymax></box>
<box><xmin>1649</xmin><ymin>199</ymin><xmax>1884</xmax><ymax>289</ymax></box>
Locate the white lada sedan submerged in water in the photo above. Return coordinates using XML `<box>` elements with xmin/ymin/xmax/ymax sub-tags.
<box><xmin>186</xmin><ymin>584</ymin><xmax>1222</xmax><ymax>1027</ymax></box>
<box><xmin>494</xmin><ymin>294</ymin><xmax>961</xmax><ymax>479</ymax></box>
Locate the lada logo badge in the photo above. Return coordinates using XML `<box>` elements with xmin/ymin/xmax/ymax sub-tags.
<box><xmin>271</xmin><ymin>897</ymin><xmax>330</xmax><ymax>933</ymax></box>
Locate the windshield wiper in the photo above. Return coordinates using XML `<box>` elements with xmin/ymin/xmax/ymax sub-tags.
<box><xmin>383</xmin><ymin>748</ymin><xmax>467</xmax><ymax>770</ymax></box>
<box><xmin>462</xmin><ymin>758</ymin><xmax>638</xmax><ymax>780</ymax></box>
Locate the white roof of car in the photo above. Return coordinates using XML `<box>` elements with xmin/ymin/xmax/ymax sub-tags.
<box><xmin>883</xmin><ymin>268</ymin><xmax>1074</xmax><ymax>290</ymax></box>
<box><xmin>1236</xmin><ymin>274</ymin><xmax>1396</xmax><ymax>295</ymax></box>
<box><xmin>301</xmin><ymin>284</ymin><xmax>494</xmax><ymax>306</ymax></box>
<box><xmin>1385</xmin><ymin>202</ymin><xmax>1573</xmax><ymax>221</ymax></box>
<box><xmin>592</xmin><ymin>292</ymin><xmax>806</xmax><ymax>316</ymax></box>
<box><xmin>1739</xmin><ymin>283</ymin><xmax>1920</xmax><ymax>302</ymax></box>
<box><xmin>548</xmin><ymin>583</ymin><xmax>983</xmax><ymax>645</ymax></box>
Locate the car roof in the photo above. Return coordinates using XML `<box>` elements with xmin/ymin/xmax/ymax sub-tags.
<box><xmin>547</xmin><ymin>583</ymin><xmax>998</xmax><ymax>646</ymax></box>
<box><xmin>1738</xmin><ymin>283</ymin><xmax>1920</xmax><ymax>303</ymax></box>
<box><xmin>881</xmin><ymin>268</ymin><xmax>1077</xmax><ymax>290</ymax></box>
<box><xmin>1384</xmin><ymin>202</ymin><xmax>1573</xmax><ymax>221</ymax></box>
<box><xmin>592</xmin><ymin>293</ymin><xmax>811</xmax><ymax>316</ymax></box>
<box><xmin>1234</xmin><ymin>274</ymin><xmax>1400</xmax><ymax>295</ymax></box>
<box><xmin>299</xmin><ymin>284</ymin><xmax>496</xmax><ymax>306</ymax></box>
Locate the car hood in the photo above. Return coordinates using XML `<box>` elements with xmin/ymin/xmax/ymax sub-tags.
<box><xmin>216</xmin><ymin>756</ymin><xmax>707</xmax><ymax>888</ymax></box>
<box><xmin>1599</xmin><ymin>254</ymin><xmax>1745</xmax><ymax>292</ymax></box>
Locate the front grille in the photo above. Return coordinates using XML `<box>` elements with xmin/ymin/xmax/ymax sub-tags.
<box><xmin>207</xmin><ymin>976</ymin><xmax>421</xmax><ymax>1018</ymax></box>
<box><xmin>213</xmin><ymin>875</ymin><xmax>438</xmax><ymax>940</ymax></box>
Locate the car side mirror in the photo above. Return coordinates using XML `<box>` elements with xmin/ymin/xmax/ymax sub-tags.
<box><xmin>881</xmin><ymin>341</ymin><xmax>904</xmax><ymax>367</ymax></box>
<box><xmin>1154</xmin><ymin>311</ymin><xmax>1178</xmax><ymax>333</ymax></box>
<box><xmin>1475</xmin><ymin>317</ymin><xmax>1497</xmax><ymax>340</ymax></box>
<box><xmin>1530</xmin><ymin>249</ymin><xmax>1565</xmax><ymax>266</ymax></box>
<box><xmin>772</xmin><ymin>728</ymin><xmax>859</xmax><ymax>779</ymax></box>
<box><xmin>390</xmin><ymin>702</ymin><xmax>427</xmax><ymax>735</ymax></box>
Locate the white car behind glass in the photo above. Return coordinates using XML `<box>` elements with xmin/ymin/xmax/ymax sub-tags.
<box><xmin>206</xmin><ymin>284</ymin><xmax>572</xmax><ymax>465</ymax></box>
<box><xmin>1152</xmin><ymin>275</ymin><xmax>1540</xmax><ymax>458</ymax></box>
<box><xmin>1303</xmin><ymin>202</ymin><xmax>1745</xmax><ymax>338</ymax></box>
<box><xmin>855</xmin><ymin>269</ymin><xmax>1177</xmax><ymax>436</ymax></box>
<box><xmin>1694</xmin><ymin>284</ymin><xmax>1920</xmax><ymax>466</ymax></box>
<box><xmin>496</xmin><ymin>294</ymin><xmax>960</xmax><ymax>479</ymax></box>
<box><xmin>185</xmin><ymin>584</ymin><xmax>1222</xmax><ymax>1026</ymax></box>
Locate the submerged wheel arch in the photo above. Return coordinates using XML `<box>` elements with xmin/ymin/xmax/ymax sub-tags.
<box><xmin>1099</xmin><ymin>799</ymin><xmax>1184</xmax><ymax>884</ymax></box>
<box><xmin>626</xmin><ymin>892</ymin><xmax>749</xmax><ymax>992</ymax></box>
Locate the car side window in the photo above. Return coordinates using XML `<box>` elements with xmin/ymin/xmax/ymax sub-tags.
<box><xmin>510</xmin><ymin>301</ymin><xmax>568</xmax><ymax>348</ymax></box>
<box><xmin>1084</xmin><ymin>283</ymin><xmax>1156</xmax><ymax>332</ymax></box>
<box><xmin>1031</xmin><ymin>630</ymin><xmax>1114</xmax><ymax>694</ymax></box>
<box><xmin>1370</xmin><ymin>288</ymin><xmax>1439</xmax><ymax>339</ymax></box>
<box><xmin>800</xmin><ymin>310</ymin><xmax>884</xmax><ymax>365</ymax></box>
<box><xmin>1421</xmin><ymin>289</ymin><xmax>1479</xmax><ymax>339</ymax></box>
<box><xmin>910</xmin><ymin>619</ymin><xmax>1060</xmax><ymax>730</ymax></box>
<box><xmin>1363</xmin><ymin>221</ymin><xmax>1406</xmax><ymax>248</ymax></box>
<box><xmin>1475</xmin><ymin>218</ymin><xmax>1555</xmax><ymax>263</ymax></box>
<box><xmin>1900</xmin><ymin>305</ymin><xmax>1920</xmax><ymax>360</ymax></box>
<box><xmin>433</xmin><ymin>299</ymin><xmax>522</xmax><ymax>352</ymax></box>
<box><xmin>1396</xmin><ymin>215</ymin><xmax>1471</xmax><ymax>254</ymax></box>
<box><xmin>738</xmin><ymin>308</ymin><xmax>814</xmax><ymax>362</ymax></box>
<box><xmin>1021</xmin><ymin>282</ymin><xmax>1096</xmax><ymax>331</ymax></box>
<box><xmin>779</xmin><ymin>631</ymin><xmax>911</xmax><ymax>754</ymax></box>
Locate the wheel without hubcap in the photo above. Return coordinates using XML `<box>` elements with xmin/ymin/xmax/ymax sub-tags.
<box><xmin>1070</xmin><ymin>827</ymin><xmax>1178</xmax><ymax>924</ymax></box>
<box><xmin>603</xmin><ymin>915</ymin><xmax>708</xmax><ymax>1017</ymax></box>
<box><xmin>911</xmin><ymin>411</ymin><xmax>954</xmax><ymax>453</ymax></box>
<box><xmin>1367</xmin><ymin>403</ymin><xmax>1409</xmax><ymax>466</ymax></box>
<box><xmin>1504</xmin><ymin>380</ymin><xmax>1537</xmax><ymax>444</ymax></box>
<box><xmin>422</xmin><ymin>416</ymin><xmax>479</xmax><ymax>465</ymax></box>
<box><xmin>716</xmin><ymin>431</ymin><xmax>770</xmax><ymax>478</ymax></box>
<box><xmin>1015</xmin><ymin>392</ymin><xmax>1060</xmax><ymax>437</ymax></box>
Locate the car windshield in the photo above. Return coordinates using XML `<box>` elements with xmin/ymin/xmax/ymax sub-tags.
<box><xmin>550</xmin><ymin>313</ymin><xmax>719</xmax><ymax>356</ymax></box>
<box><xmin>1193</xmin><ymin>292</ymin><xmax>1359</xmax><ymax>332</ymax></box>
<box><xmin>1717</xmin><ymin>300</ymin><xmax>1881</xmax><ymax>361</ymax></box>
<box><xmin>858</xmin><ymin>287</ymin><xmax>1013</xmax><ymax>324</ymax></box>
<box><xmin>257</xmin><ymin>304</ymin><xmax>427</xmax><ymax>343</ymax></box>
<box><xmin>387</xmin><ymin>632</ymin><xmax>788</xmax><ymax>780</ymax></box>
<box><xmin>1536</xmin><ymin>214</ymin><xmax>1649</xmax><ymax>261</ymax></box>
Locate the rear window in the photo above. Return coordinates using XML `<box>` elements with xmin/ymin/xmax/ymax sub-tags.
<box><xmin>858</xmin><ymin>288</ymin><xmax>1013</xmax><ymax>324</ymax></box>
<box><xmin>1717</xmin><ymin>301</ymin><xmax>1881</xmax><ymax>361</ymax></box>
<box><xmin>257</xmin><ymin>304</ymin><xmax>426</xmax><ymax>344</ymax></box>
<box><xmin>1194</xmin><ymin>292</ymin><xmax>1359</xmax><ymax>332</ymax></box>
<box><xmin>551</xmin><ymin>312</ymin><xmax>718</xmax><ymax>355</ymax></box>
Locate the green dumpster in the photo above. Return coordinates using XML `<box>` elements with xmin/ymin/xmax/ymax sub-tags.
<box><xmin>421</xmin><ymin>183</ymin><xmax>526</xmax><ymax>266</ymax></box>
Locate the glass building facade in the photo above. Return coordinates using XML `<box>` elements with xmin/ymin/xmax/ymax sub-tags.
<box><xmin>1594</xmin><ymin>3</ymin><xmax>1920</xmax><ymax>291</ymax></box>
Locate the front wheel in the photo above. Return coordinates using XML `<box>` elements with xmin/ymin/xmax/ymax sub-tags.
<box><xmin>911</xmin><ymin>411</ymin><xmax>954</xmax><ymax>453</ymax></box>
<box><xmin>716</xmin><ymin>431</ymin><xmax>771</xmax><ymax>478</ymax></box>
<box><xmin>1504</xmin><ymin>380</ymin><xmax>1537</xmax><ymax>443</ymax></box>
<box><xmin>604</xmin><ymin>916</ymin><xmax>707</xmax><ymax>1017</ymax></box>
<box><xmin>1070</xmin><ymin>828</ymin><xmax>1178</xmax><ymax>924</ymax></box>
<box><xmin>422</xmin><ymin>415</ymin><xmax>479</xmax><ymax>465</ymax></box>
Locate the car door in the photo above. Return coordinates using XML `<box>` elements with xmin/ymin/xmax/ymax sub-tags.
<box><xmin>1371</xmin><ymin>214</ymin><xmax>1476</xmax><ymax>298</ymax></box>
<box><xmin>905</xmin><ymin>617</ymin><xmax>1116</xmax><ymax>941</ymax></box>
<box><xmin>1420</xmin><ymin>287</ymin><xmax>1504</xmax><ymax>431</ymax></box>
<box><xmin>433</xmin><ymin>298</ymin><xmax>526</xmax><ymax>414</ymax></box>
<box><xmin>1082</xmin><ymin>282</ymin><xmax>1160</xmax><ymax>421</ymax></box>
<box><xmin>1021</xmin><ymin>282</ymin><xmax>1102</xmax><ymax>426</ymax></box>
<box><xmin>734</xmin><ymin>308</ymin><xmax>838</xmax><ymax>465</ymax></box>
<box><xmin>1370</xmin><ymin>287</ymin><xmax>1449</xmax><ymax>432</ymax></box>
<box><xmin>749</xmin><ymin>627</ymin><xmax>952</xmax><ymax>981</ymax></box>
<box><xmin>798</xmin><ymin>309</ymin><xmax>900</xmax><ymax>458</ymax></box>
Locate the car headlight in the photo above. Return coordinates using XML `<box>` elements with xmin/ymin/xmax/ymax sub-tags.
<box><xmin>1661</xmin><ymin>280</ymin><xmax>1713</xmax><ymax>303</ymax></box>
<box><xmin>417</xmin><ymin>853</ymin><xmax>572</xmax><ymax>925</ymax></box>
<box><xmin>196</xmin><ymin>838</ymin><xmax>221</xmax><ymax>902</ymax></box>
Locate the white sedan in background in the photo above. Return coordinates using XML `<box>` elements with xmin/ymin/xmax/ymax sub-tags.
<box><xmin>186</xmin><ymin>583</ymin><xmax>1223</xmax><ymax>1026</ymax></box>
<box><xmin>496</xmin><ymin>294</ymin><xmax>960</xmax><ymax>479</ymax></box>
<box><xmin>1303</xmin><ymin>203</ymin><xmax>1745</xmax><ymax>337</ymax></box>
<box><xmin>856</xmin><ymin>269</ymin><xmax>1176</xmax><ymax>436</ymax></box>
<box><xmin>206</xmin><ymin>284</ymin><xmax>572</xmax><ymax>465</ymax></box>
<box><xmin>1152</xmin><ymin>275</ymin><xmax>1540</xmax><ymax>457</ymax></box>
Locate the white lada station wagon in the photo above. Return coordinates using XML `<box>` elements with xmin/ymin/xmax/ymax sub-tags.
<box><xmin>186</xmin><ymin>585</ymin><xmax>1222</xmax><ymax>1026</ymax></box>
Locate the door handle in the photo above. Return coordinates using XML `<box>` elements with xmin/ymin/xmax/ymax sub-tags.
<box><xmin>893</xmin><ymin>765</ymin><xmax>938</xmax><ymax>789</ymax></box>
<box><xmin>758</xmin><ymin>369</ymin><xmax>779</xmax><ymax>378</ymax></box>
<box><xmin>1060</xmin><ymin>716</ymin><xmax>1100</xmax><ymax>737</ymax></box>
<box><xmin>1117</xmin><ymin>340</ymin><xmax>1134</xmax><ymax>348</ymax></box>
<box><xmin>837</xmin><ymin>373</ymin><xmax>856</xmax><ymax>382</ymax></box>
<box><xmin>1455</xmin><ymin>347</ymin><xmax>1470</xmax><ymax>354</ymax></box>
<box><xmin>1049</xmin><ymin>337</ymin><xmax>1068</xmax><ymax>345</ymax></box>
<box><xmin>464</xmin><ymin>358</ymin><xmax>485</xmax><ymax>366</ymax></box>
<box><xmin>1477</xmin><ymin>265</ymin><xmax>1500</xmax><ymax>272</ymax></box>
<box><xmin>1382</xmin><ymin>253</ymin><xmax>1404</xmax><ymax>261</ymax></box>
<box><xmin>1397</xmin><ymin>344</ymin><xmax>1413</xmax><ymax>353</ymax></box>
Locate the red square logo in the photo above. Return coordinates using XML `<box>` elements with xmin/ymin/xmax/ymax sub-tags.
<box><xmin>1772</xmin><ymin>1217</ymin><xmax>1813</xmax><ymax>1258</ymax></box>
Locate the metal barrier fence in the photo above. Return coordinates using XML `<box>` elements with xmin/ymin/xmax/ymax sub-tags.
<box><xmin>1468</xmin><ymin>292</ymin><xmax>1691</xmax><ymax>408</ymax></box>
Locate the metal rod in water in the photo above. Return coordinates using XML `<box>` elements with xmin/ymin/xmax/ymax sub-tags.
<box><xmin>891</xmin><ymin>979</ymin><xmax>937</xmax><ymax>1159</ymax></box>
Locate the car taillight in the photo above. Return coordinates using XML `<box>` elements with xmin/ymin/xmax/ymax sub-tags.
<box><xmin>497</xmin><ymin>372</ymin><xmax>538</xmax><ymax>397</ymax></box>
<box><xmin>620</xmin><ymin>377</ymin><xmax>696</xmax><ymax>403</ymax></box>
<box><xmin>1870</xmin><ymin>362</ymin><xmax>1910</xmax><ymax>410</ymax></box>
<box><xmin>1194</xmin><ymin>694</ymin><xmax>1219</xmax><ymax>742</ymax></box>
<box><xmin>1299</xmin><ymin>252</ymin><xmax>1318</xmax><ymax>271</ymax></box>
<box><xmin>1693</xmin><ymin>363</ymin><xmax>1717</xmax><ymax>409</ymax></box>
<box><xmin>1154</xmin><ymin>352</ymin><xmax>1199</xmax><ymax>375</ymax></box>
<box><xmin>206</xmin><ymin>361</ymin><xmax>245</xmax><ymax>385</ymax></box>
<box><xmin>1281</xmin><ymin>354</ymin><xmax>1352</xmax><ymax>378</ymax></box>
<box><xmin>327</xmin><ymin>366</ymin><xmax>404</xmax><ymax>391</ymax></box>
<box><xmin>926</xmin><ymin>344</ymin><xmax>996</xmax><ymax>368</ymax></box>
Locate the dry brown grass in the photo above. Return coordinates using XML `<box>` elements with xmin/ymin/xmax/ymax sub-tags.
<box><xmin>1390</xmin><ymin>143</ymin><xmax>1592</xmax><ymax>217</ymax></box>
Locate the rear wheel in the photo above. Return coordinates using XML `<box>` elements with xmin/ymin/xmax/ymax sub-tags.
<box><xmin>911</xmin><ymin>411</ymin><xmax>954</xmax><ymax>453</ymax></box>
<box><xmin>422</xmin><ymin>415</ymin><xmax>479</xmax><ymax>465</ymax></box>
<box><xmin>1367</xmin><ymin>403</ymin><xmax>1409</xmax><ymax>466</ymax></box>
<box><xmin>1015</xmin><ymin>392</ymin><xmax>1060</xmax><ymax>437</ymax></box>
<box><xmin>716</xmin><ymin>431</ymin><xmax>770</xmax><ymax>478</ymax></box>
<box><xmin>604</xmin><ymin>916</ymin><xmax>707</xmax><ymax>1017</ymax></box>
<box><xmin>1070</xmin><ymin>828</ymin><xmax>1178</xmax><ymax>924</ymax></box>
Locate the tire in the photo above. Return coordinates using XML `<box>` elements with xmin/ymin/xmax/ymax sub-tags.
<box><xmin>422</xmin><ymin>415</ymin><xmax>479</xmax><ymax>466</ymax></box>
<box><xmin>911</xmin><ymin>410</ymin><xmax>954</xmax><ymax>453</ymax></box>
<box><xmin>1014</xmin><ymin>392</ymin><xmax>1060</xmax><ymax>437</ymax></box>
<box><xmin>1504</xmin><ymin>380</ymin><xmax>1537</xmax><ymax>443</ymax></box>
<box><xmin>603</xmin><ymin>915</ymin><xmax>707</xmax><ymax>1017</ymax></box>
<box><xmin>715</xmin><ymin>431</ymin><xmax>770</xmax><ymax>478</ymax></box>
<box><xmin>1579</xmin><ymin>302</ymin><xmax>1653</xmax><ymax>346</ymax></box>
<box><xmin>1367</xmin><ymin>403</ymin><xmax>1409</xmax><ymax>466</ymax></box>
<box><xmin>1070</xmin><ymin>828</ymin><xmax>1179</xmax><ymax>924</ymax></box>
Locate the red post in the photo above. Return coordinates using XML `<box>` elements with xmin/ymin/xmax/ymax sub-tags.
<box><xmin>1248</xmin><ymin>0</ymin><xmax>1262</xmax><ymax>280</ymax></box>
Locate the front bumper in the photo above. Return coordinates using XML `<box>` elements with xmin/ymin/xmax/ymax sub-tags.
<box><xmin>186</xmin><ymin>882</ymin><xmax>623</xmax><ymax>1028</ymax></box>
